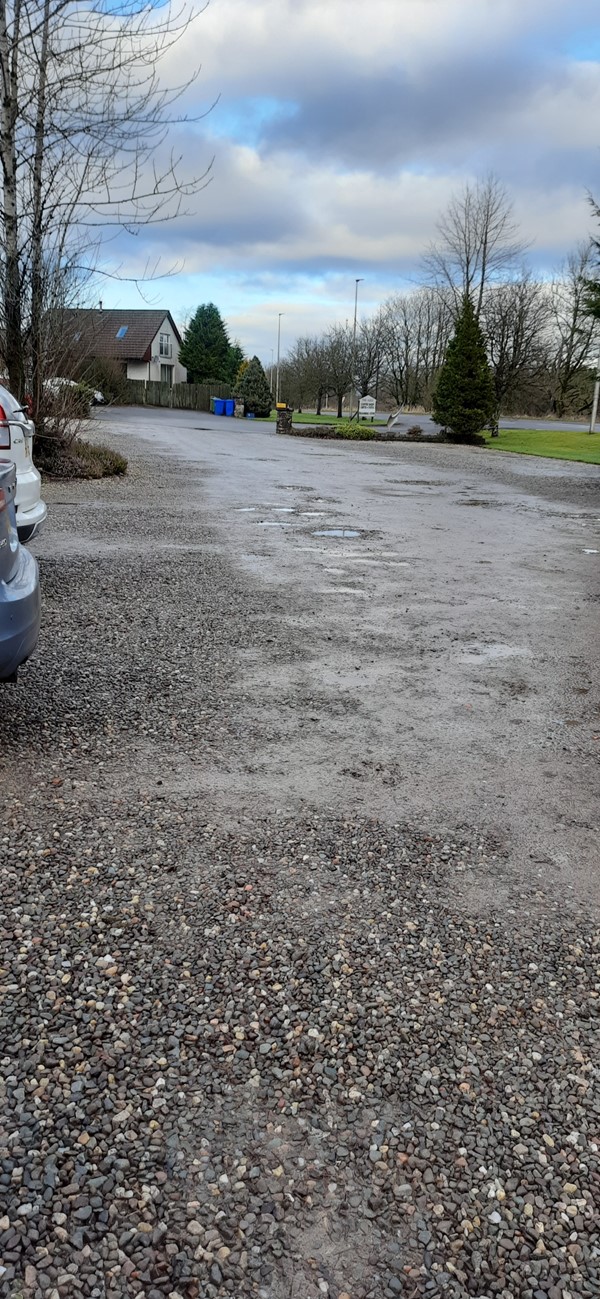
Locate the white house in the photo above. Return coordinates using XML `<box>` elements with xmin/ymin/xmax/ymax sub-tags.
<box><xmin>63</xmin><ymin>307</ymin><xmax>187</xmax><ymax>385</ymax></box>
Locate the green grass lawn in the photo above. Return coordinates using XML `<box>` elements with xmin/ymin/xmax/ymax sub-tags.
<box><xmin>483</xmin><ymin>428</ymin><xmax>600</xmax><ymax>465</ymax></box>
<box><xmin>268</xmin><ymin>410</ymin><xmax>387</xmax><ymax>426</ymax></box>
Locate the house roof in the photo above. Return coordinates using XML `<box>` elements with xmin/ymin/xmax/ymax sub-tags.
<box><xmin>60</xmin><ymin>309</ymin><xmax>183</xmax><ymax>362</ymax></box>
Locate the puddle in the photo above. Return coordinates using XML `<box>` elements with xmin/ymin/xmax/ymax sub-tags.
<box><xmin>272</xmin><ymin>507</ymin><xmax>294</xmax><ymax>513</ymax></box>
<box><xmin>301</xmin><ymin>512</ymin><xmax>325</xmax><ymax>518</ymax></box>
<box><xmin>461</xmin><ymin>643</ymin><xmax>533</xmax><ymax>664</ymax></box>
<box><xmin>320</xmin><ymin>587</ymin><xmax>368</xmax><ymax>597</ymax></box>
<box><xmin>458</xmin><ymin>499</ymin><xmax>501</xmax><ymax>508</ymax></box>
<box><xmin>582</xmin><ymin>548</ymin><xmax>598</xmax><ymax>554</ymax></box>
<box><xmin>235</xmin><ymin>507</ymin><xmax>257</xmax><ymax>513</ymax></box>
<box><xmin>386</xmin><ymin>479</ymin><xmax>447</xmax><ymax>487</ymax></box>
<box><xmin>257</xmin><ymin>520</ymin><xmax>292</xmax><ymax>527</ymax></box>
<box><xmin>313</xmin><ymin>528</ymin><xmax>361</xmax><ymax>538</ymax></box>
<box><xmin>343</xmin><ymin>557</ymin><xmax>410</xmax><ymax>567</ymax></box>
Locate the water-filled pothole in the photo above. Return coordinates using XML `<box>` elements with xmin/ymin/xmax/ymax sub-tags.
<box><xmin>313</xmin><ymin>528</ymin><xmax>361</xmax><ymax>538</ymax></box>
<box><xmin>458</xmin><ymin>499</ymin><xmax>501</xmax><ymax>508</ymax></box>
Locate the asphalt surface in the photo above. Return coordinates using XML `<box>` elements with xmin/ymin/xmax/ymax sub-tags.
<box><xmin>1</xmin><ymin>409</ymin><xmax>598</xmax><ymax>1299</ymax></box>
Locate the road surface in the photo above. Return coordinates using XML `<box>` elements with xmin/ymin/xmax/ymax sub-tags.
<box><xmin>95</xmin><ymin>405</ymin><xmax>600</xmax><ymax>911</ymax></box>
<box><xmin>2</xmin><ymin>407</ymin><xmax>598</xmax><ymax>1299</ymax></box>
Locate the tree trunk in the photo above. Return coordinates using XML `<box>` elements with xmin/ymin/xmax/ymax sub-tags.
<box><xmin>0</xmin><ymin>0</ymin><xmax>24</xmax><ymax>396</ymax></box>
<box><xmin>337</xmin><ymin>392</ymin><xmax>343</xmax><ymax>418</ymax></box>
<box><xmin>30</xmin><ymin>0</ymin><xmax>51</xmax><ymax>428</ymax></box>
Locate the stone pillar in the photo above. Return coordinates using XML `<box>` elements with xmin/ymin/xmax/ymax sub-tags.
<box><xmin>276</xmin><ymin>405</ymin><xmax>293</xmax><ymax>436</ymax></box>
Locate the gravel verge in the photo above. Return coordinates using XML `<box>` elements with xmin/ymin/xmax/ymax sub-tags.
<box><xmin>1</xmin><ymin>434</ymin><xmax>599</xmax><ymax>1299</ymax></box>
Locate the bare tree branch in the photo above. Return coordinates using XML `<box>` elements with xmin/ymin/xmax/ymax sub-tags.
<box><xmin>423</xmin><ymin>175</ymin><xmax>527</xmax><ymax>320</ymax></box>
<box><xmin>0</xmin><ymin>0</ymin><xmax>212</xmax><ymax>409</ymax></box>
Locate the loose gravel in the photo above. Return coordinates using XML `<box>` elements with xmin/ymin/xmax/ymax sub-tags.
<box><xmin>1</xmin><ymin>435</ymin><xmax>599</xmax><ymax>1299</ymax></box>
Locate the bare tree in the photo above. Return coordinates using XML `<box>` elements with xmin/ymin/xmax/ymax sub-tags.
<box><xmin>424</xmin><ymin>175</ymin><xmax>526</xmax><ymax>320</ymax></box>
<box><xmin>482</xmin><ymin>273</ymin><xmax>551</xmax><ymax>428</ymax></box>
<box><xmin>381</xmin><ymin>288</ymin><xmax>452</xmax><ymax>407</ymax></box>
<box><xmin>586</xmin><ymin>193</ymin><xmax>600</xmax><ymax>316</ymax></box>
<box><xmin>0</xmin><ymin>0</ymin><xmax>210</xmax><ymax>416</ymax></box>
<box><xmin>309</xmin><ymin>338</ymin><xmax>331</xmax><ymax>415</ymax></box>
<box><xmin>283</xmin><ymin>336</ymin><xmax>332</xmax><ymax>413</ymax></box>
<box><xmin>548</xmin><ymin>242</ymin><xmax>599</xmax><ymax>418</ymax></box>
<box><xmin>279</xmin><ymin>343</ymin><xmax>312</xmax><ymax>412</ymax></box>
<box><xmin>323</xmin><ymin>325</ymin><xmax>352</xmax><ymax>418</ymax></box>
<box><xmin>354</xmin><ymin>313</ymin><xmax>386</xmax><ymax>401</ymax></box>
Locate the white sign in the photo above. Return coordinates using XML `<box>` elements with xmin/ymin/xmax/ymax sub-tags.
<box><xmin>359</xmin><ymin>396</ymin><xmax>376</xmax><ymax>417</ymax></box>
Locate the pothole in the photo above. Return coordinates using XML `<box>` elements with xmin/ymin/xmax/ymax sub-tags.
<box><xmin>458</xmin><ymin>499</ymin><xmax>501</xmax><ymax>508</ymax></box>
<box><xmin>313</xmin><ymin>528</ymin><xmax>361</xmax><ymax>538</ymax></box>
<box><xmin>460</xmin><ymin>643</ymin><xmax>533</xmax><ymax>663</ymax></box>
<box><xmin>344</xmin><ymin>557</ymin><xmax>410</xmax><ymax>567</ymax></box>
<box><xmin>386</xmin><ymin>479</ymin><xmax>447</xmax><ymax>487</ymax></box>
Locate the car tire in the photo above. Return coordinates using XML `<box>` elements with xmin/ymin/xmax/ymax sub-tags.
<box><xmin>17</xmin><ymin>525</ymin><xmax>35</xmax><ymax>544</ymax></box>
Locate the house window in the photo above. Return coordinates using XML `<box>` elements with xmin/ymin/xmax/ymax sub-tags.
<box><xmin>159</xmin><ymin>333</ymin><xmax>172</xmax><ymax>358</ymax></box>
<box><xmin>116</xmin><ymin>325</ymin><xmax>128</xmax><ymax>339</ymax></box>
<box><xmin>160</xmin><ymin>364</ymin><xmax>173</xmax><ymax>386</ymax></box>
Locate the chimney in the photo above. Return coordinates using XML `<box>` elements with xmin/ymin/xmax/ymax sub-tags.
<box><xmin>98</xmin><ymin>300</ymin><xmax>103</xmax><ymax>310</ymax></box>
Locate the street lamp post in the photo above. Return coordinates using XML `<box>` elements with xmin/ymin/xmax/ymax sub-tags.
<box><xmin>276</xmin><ymin>314</ymin><xmax>283</xmax><ymax>405</ymax></box>
<box><xmin>269</xmin><ymin>348</ymin><xmax>274</xmax><ymax>392</ymax></box>
<box><xmin>350</xmin><ymin>278</ymin><xmax>363</xmax><ymax>416</ymax></box>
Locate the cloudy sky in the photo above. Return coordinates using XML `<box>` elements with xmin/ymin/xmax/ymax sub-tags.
<box><xmin>101</xmin><ymin>0</ymin><xmax>600</xmax><ymax>358</ymax></box>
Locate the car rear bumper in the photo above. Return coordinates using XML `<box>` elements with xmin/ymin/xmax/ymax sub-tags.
<box><xmin>16</xmin><ymin>497</ymin><xmax>48</xmax><ymax>542</ymax></box>
<box><xmin>0</xmin><ymin>547</ymin><xmax>40</xmax><ymax>678</ymax></box>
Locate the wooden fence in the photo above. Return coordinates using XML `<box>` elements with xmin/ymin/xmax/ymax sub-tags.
<box><xmin>124</xmin><ymin>380</ymin><xmax>231</xmax><ymax>411</ymax></box>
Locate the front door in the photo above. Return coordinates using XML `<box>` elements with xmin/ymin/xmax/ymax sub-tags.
<box><xmin>160</xmin><ymin>364</ymin><xmax>173</xmax><ymax>387</ymax></box>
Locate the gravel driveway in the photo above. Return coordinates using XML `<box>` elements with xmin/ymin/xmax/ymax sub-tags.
<box><xmin>1</xmin><ymin>411</ymin><xmax>599</xmax><ymax>1299</ymax></box>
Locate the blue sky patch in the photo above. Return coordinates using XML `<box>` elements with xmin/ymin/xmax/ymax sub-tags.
<box><xmin>210</xmin><ymin>96</ymin><xmax>299</xmax><ymax>147</ymax></box>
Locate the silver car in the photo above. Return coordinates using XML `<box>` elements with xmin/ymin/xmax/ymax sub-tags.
<box><xmin>0</xmin><ymin>381</ymin><xmax>47</xmax><ymax>542</ymax></box>
<box><xmin>0</xmin><ymin>461</ymin><xmax>40</xmax><ymax>680</ymax></box>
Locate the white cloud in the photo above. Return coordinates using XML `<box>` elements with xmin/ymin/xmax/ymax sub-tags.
<box><xmin>98</xmin><ymin>0</ymin><xmax>600</xmax><ymax>355</ymax></box>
